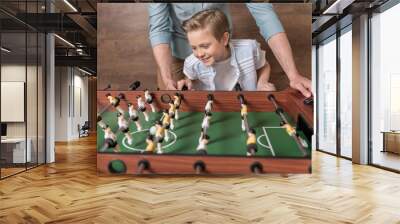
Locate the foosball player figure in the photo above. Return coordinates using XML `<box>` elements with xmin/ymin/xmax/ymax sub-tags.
<box><xmin>144</xmin><ymin>134</ymin><xmax>156</xmax><ymax>154</ymax></box>
<box><xmin>173</xmin><ymin>93</ymin><xmax>182</xmax><ymax>120</ymax></box>
<box><xmin>117</xmin><ymin>112</ymin><xmax>133</xmax><ymax>145</ymax></box>
<box><xmin>105</xmin><ymin>93</ymin><xmax>124</xmax><ymax>114</ymax></box>
<box><xmin>203</xmin><ymin>111</ymin><xmax>212</xmax><ymax>129</ymax></box>
<box><xmin>240</xmin><ymin>103</ymin><xmax>248</xmax><ymax>131</ymax></box>
<box><xmin>128</xmin><ymin>103</ymin><xmax>142</xmax><ymax>131</ymax></box>
<box><xmin>103</xmin><ymin>125</ymin><xmax>119</xmax><ymax>153</ymax></box>
<box><xmin>155</xmin><ymin>121</ymin><xmax>165</xmax><ymax>154</ymax></box>
<box><xmin>97</xmin><ymin>114</ymin><xmax>107</xmax><ymax>129</ymax></box>
<box><xmin>205</xmin><ymin>96</ymin><xmax>213</xmax><ymax>114</ymax></box>
<box><xmin>282</xmin><ymin>123</ymin><xmax>297</xmax><ymax>137</ymax></box>
<box><xmin>162</xmin><ymin>109</ymin><xmax>171</xmax><ymax>142</ymax></box>
<box><xmin>246</xmin><ymin>128</ymin><xmax>257</xmax><ymax>156</ymax></box>
<box><xmin>281</xmin><ymin>122</ymin><xmax>308</xmax><ymax>148</ymax></box>
<box><xmin>196</xmin><ymin>134</ymin><xmax>210</xmax><ymax>155</ymax></box>
<box><xmin>168</xmin><ymin>100</ymin><xmax>176</xmax><ymax>130</ymax></box>
<box><xmin>137</xmin><ymin>95</ymin><xmax>149</xmax><ymax>122</ymax></box>
<box><xmin>144</xmin><ymin>89</ymin><xmax>157</xmax><ymax>113</ymax></box>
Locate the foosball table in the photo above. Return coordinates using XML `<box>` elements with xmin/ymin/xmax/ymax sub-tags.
<box><xmin>97</xmin><ymin>89</ymin><xmax>313</xmax><ymax>175</ymax></box>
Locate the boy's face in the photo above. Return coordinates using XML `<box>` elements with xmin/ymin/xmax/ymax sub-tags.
<box><xmin>187</xmin><ymin>27</ymin><xmax>229</xmax><ymax>66</ymax></box>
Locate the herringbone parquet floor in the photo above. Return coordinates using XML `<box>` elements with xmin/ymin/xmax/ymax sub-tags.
<box><xmin>1</xmin><ymin>135</ymin><xmax>399</xmax><ymax>224</ymax></box>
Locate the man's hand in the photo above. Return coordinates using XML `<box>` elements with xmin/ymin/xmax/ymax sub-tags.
<box><xmin>289</xmin><ymin>74</ymin><xmax>312</xmax><ymax>98</ymax></box>
<box><xmin>267</xmin><ymin>33</ymin><xmax>313</xmax><ymax>97</ymax></box>
<box><xmin>177</xmin><ymin>78</ymin><xmax>193</xmax><ymax>90</ymax></box>
<box><xmin>163</xmin><ymin>77</ymin><xmax>177</xmax><ymax>90</ymax></box>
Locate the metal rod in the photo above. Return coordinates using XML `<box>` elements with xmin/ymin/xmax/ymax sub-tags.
<box><xmin>137</xmin><ymin>163</ymin><xmax>145</xmax><ymax>174</ymax></box>
<box><xmin>195</xmin><ymin>165</ymin><xmax>202</xmax><ymax>175</ymax></box>
<box><xmin>137</xmin><ymin>160</ymin><xmax>150</xmax><ymax>174</ymax></box>
<box><xmin>253</xmin><ymin>166</ymin><xmax>261</xmax><ymax>174</ymax></box>
<box><xmin>267</xmin><ymin>94</ymin><xmax>308</xmax><ymax>157</ymax></box>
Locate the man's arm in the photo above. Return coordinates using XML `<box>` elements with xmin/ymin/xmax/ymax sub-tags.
<box><xmin>153</xmin><ymin>44</ymin><xmax>177</xmax><ymax>90</ymax></box>
<box><xmin>246</xmin><ymin>3</ymin><xmax>312</xmax><ymax>97</ymax></box>
<box><xmin>268</xmin><ymin>33</ymin><xmax>311</xmax><ymax>97</ymax></box>
<box><xmin>148</xmin><ymin>4</ymin><xmax>176</xmax><ymax>90</ymax></box>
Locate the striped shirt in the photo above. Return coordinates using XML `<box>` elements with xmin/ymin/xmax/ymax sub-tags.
<box><xmin>183</xmin><ymin>39</ymin><xmax>266</xmax><ymax>91</ymax></box>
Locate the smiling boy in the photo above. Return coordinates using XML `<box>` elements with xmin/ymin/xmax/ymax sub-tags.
<box><xmin>178</xmin><ymin>9</ymin><xmax>276</xmax><ymax>91</ymax></box>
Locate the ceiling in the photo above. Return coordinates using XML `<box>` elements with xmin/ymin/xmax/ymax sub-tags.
<box><xmin>0</xmin><ymin>0</ymin><xmax>393</xmax><ymax>75</ymax></box>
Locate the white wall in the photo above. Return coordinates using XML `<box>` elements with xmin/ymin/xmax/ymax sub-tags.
<box><xmin>54</xmin><ymin>67</ymin><xmax>89</xmax><ymax>141</ymax></box>
<box><xmin>1</xmin><ymin>65</ymin><xmax>41</xmax><ymax>138</ymax></box>
<box><xmin>54</xmin><ymin>67</ymin><xmax>68</xmax><ymax>141</ymax></box>
<box><xmin>1</xmin><ymin>63</ymin><xmax>46</xmax><ymax>164</ymax></box>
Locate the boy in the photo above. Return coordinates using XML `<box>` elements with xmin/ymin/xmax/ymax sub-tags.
<box><xmin>178</xmin><ymin>9</ymin><xmax>276</xmax><ymax>91</ymax></box>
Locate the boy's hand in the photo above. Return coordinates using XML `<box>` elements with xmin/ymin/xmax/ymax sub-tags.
<box><xmin>257</xmin><ymin>80</ymin><xmax>276</xmax><ymax>91</ymax></box>
<box><xmin>177</xmin><ymin>79</ymin><xmax>193</xmax><ymax>90</ymax></box>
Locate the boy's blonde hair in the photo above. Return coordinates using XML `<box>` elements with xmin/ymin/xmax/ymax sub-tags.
<box><xmin>182</xmin><ymin>9</ymin><xmax>230</xmax><ymax>41</ymax></box>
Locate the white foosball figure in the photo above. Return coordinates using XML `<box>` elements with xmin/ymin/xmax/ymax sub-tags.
<box><xmin>117</xmin><ymin>112</ymin><xmax>133</xmax><ymax>145</ymax></box>
<box><xmin>144</xmin><ymin>89</ymin><xmax>157</xmax><ymax>113</ymax></box>
<box><xmin>128</xmin><ymin>103</ymin><xmax>142</xmax><ymax>131</ymax></box>
<box><xmin>173</xmin><ymin>93</ymin><xmax>182</xmax><ymax>120</ymax></box>
<box><xmin>162</xmin><ymin>110</ymin><xmax>171</xmax><ymax>142</ymax></box>
<box><xmin>196</xmin><ymin>134</ymin><xmax>209</xmax><ymax>155</ymax></box>
<box><xmin>103</xmin><ymin>125</ymin><xmax>119</xmax><ymax>152</ymax></box>
<box><xmin>106</xmin><ymin>93</ymin><xmax>125</xmax><ymax>114</ymax></box>
<box><xmin>205</xmin><ymin>99</ymin><xmax>213</xmax><ymax>114</ymax></box>
<box><xmin>137</xmin><ymin>96</ymin><xmax>149</xmax><ymax>122</ymax></box>
<box><xmin>168</xmin><ymin>101</ymin><xmax>176</xmax><ymax>130</ymax></box>
<box><xmin>240</xmin><ymin>103</ymin><xmax>248</xmax><ymax>131</ymax></box>
<box><xmin>155</xmin><ymin>121</ymin><xmax>165</xmax><ymax>154</ymax></box>
<box><xmin>199</xmin><ymin>112</ymin><xmax>212</xmax><ymax>142</ymax></box>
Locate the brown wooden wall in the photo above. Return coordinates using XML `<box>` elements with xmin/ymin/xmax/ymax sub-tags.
<box><xmin>98</xmin><ymin>3</ymin><xmax>311</xmax><ymax>91</ymax></box>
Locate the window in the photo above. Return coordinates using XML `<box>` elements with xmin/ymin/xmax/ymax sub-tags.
<box><xmin>339</xmin><ymin>27</ymin><xmax>352</xmax><ymax>158</ymax></box>
<box><xmin>370</xmin><ymin>3</ymin><xmax>400</xmax><ymax>171</ymax></box>
<box><xmin>317</xmin><ymin>35</ymin><xmax>337</xmax><ymax>154</ymax></box>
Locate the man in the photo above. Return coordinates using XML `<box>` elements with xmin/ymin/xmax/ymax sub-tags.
<box><xmin>148</xmin><ymin>3</ymin><xmax>312</xmax><ymax>97</ymax></box>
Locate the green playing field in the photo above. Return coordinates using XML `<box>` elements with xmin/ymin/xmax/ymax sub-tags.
<box><xmin>97</xmin><ymin>111</ymin><xmax>311</xmax><ymax>157</ymax></box>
